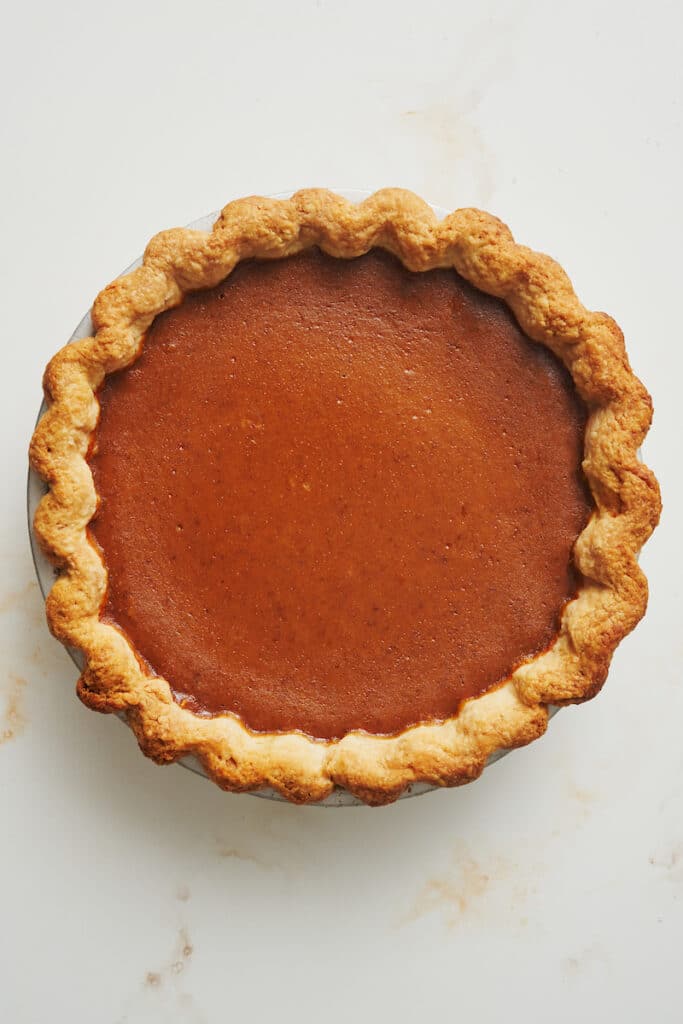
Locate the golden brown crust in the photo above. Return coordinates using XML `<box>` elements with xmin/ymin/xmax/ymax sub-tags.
<box><xmin>29</xmin><ymin>188</ymin><xmax>661</xmax><ymax>805</ymax></box>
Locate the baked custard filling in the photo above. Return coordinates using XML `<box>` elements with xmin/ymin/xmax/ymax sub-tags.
<box><xmin>88</xmin><ymin>248</ymin><xmax>591</xmax><ymax>740</ymax></box>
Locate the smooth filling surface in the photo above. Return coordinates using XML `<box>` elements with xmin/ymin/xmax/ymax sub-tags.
<box><xmin>89</xmin><ymin>248</ymin><xmax>590</xmax><ymax>740</ymax></box>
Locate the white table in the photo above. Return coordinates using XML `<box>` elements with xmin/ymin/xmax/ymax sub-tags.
<box><xmin>2</xmin><ymin>2</ymin><xmax>681</xmax><ymax>1021</ymax></box>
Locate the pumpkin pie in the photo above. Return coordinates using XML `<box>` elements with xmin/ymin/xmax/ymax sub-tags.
<box><xmin>29</xmin><ymin>189</ymin><xmax>661</xmax><ymax>804</ymax></box>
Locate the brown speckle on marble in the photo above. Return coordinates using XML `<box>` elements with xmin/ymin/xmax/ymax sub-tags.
<box><xmin>565</xmin><ymin>783</ymin><xmax>601</xmax><ymax>826</ymax></box>
<box><xmin>176</xmin><ymin>884</ymin><xmax>191</xmax><ymax>902</ymax></box>
<box><xmin>649</xmin><ymin>843</ymin><xmax>683</xmax><ymax>874</ymax></box>
<box><xmin>1</xmin><ymin>674</ymin><xmax>28</xmax><ymax>744</ymax></box>
<box><xmin>216</xmin><ymin>844</ymin><xmax>270</xmax><ymax>868</ymax></box>
<box><xmin>400</xmin><ymin>846</ymin><xmax>512</xmax><ymax>928</ymax></box>
<box><xmin>400</xmin><ymin>97</ymin><xmax>495</xmax><ymax>206</ymax></box>
<box><xmin>178</xmin><ymin>928</ymin><xmax>194</xmax><ymax>964</ymax></box>
<box><xmin>563</xmin><ymin>944</ymin><xmax>610</xmax><ymax>978</ymax></box>
<box><xmin>143</xmin><ymin>927</ymin><xmax>194</xmax><ymax>989</ymax></box>
<box><xmin>171</xmin><ymin>927</ymin><xmax>193</xmax><ymax>973</ymax></box>
<box><xmin>569</xmin><ymin>784</ymin><xmax>598</xmax><ymax>805</ymax></box>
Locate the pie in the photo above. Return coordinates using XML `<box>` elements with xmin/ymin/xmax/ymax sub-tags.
<box><xmin>29</xmin><ymin>189</ymin><xmax>661</xmax><ymax>804</ymax></box>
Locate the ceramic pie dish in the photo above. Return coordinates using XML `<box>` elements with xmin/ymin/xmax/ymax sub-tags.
<box><xmin>29</xmin><ymin>188</ymin><xmax>661</xmax><ymax>805</ymax></box>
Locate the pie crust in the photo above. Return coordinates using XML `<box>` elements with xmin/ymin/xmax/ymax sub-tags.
<box><xmin>29</xmin><ymin>189</ymin><xmax>661</xmax><ymax>804</ymax></box>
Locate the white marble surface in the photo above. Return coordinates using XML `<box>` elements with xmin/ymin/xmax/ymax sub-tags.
<box><xmin>2</xmin><ymin>2</ymin><xmax>681</xmax><ymax>1020</ymax></box>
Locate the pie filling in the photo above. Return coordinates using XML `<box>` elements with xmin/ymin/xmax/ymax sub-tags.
<box><xmin>88</xmin><ymin>248</ymin><xmax>591</xmax><ymax>741</ymax></box>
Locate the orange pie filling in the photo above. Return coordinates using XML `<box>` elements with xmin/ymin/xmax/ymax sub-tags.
<box><xmin>88</xmin><ymin>249</ymin><xmax>591</xmax><ymax>741</ymax></box>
